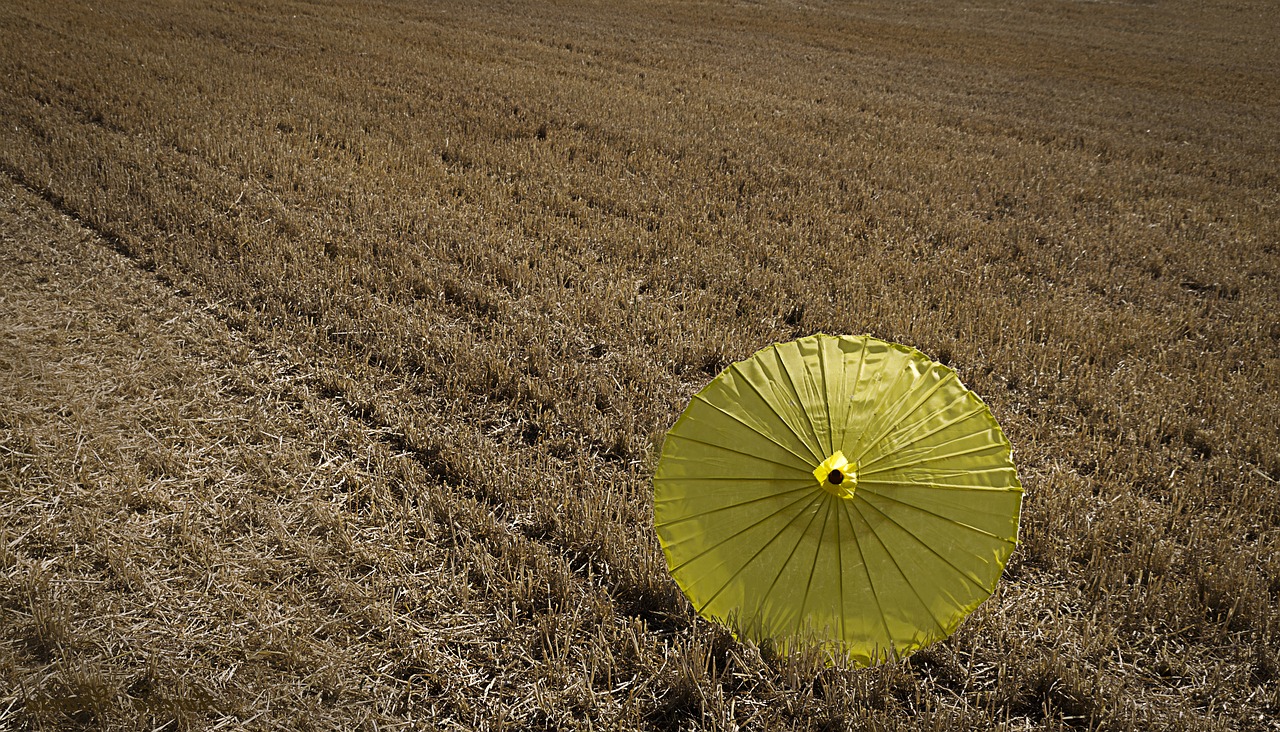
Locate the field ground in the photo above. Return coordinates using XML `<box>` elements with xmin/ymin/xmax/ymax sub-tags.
<box><xmin>1</xmin><ymin>0</ymin><xmax>1278</xmax><ymax>729</ymax></box>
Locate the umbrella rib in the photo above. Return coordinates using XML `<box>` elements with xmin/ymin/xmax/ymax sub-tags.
<box><xmin>849</xmin><ymin>369</ymin><xmax>958</xmax><ymax>465</ymax></box>
<box><xmin>692</xmin><ymin>392</ymin><xmax>821</xmax><ymax>467</ymax></box>
<box><xmin>667</xmin><ymin>488</ymin><xmax>825</xmax><ymax>575</ymax></box>
<box><xmin>864</xmin><ymin>427</ymin><xmax>991</xmax><ymax>459</ymax></box>
<box><xmin>857</xmin><ymin>488</ymin><xmax>1016</xmax><ymax>543</ymax></box>
<box><xmin>834</xmin><ymin>490</ymin><xmax>846</xmax><ymax>645</ymax></box>
<box><xmin>843</xmin><ymin>354</ymin><xmax>919</xmax><ymax>455</ymax></box>
<box><xmin>724</xmin><ymin>363</ymin><xmax>824</xmax><ymax>461</ymax></box>
<box><xmin>817</xmin><ymin>337</ymin><xmax>836</xmax><ymax>456</ymax></box>
<box><xmin>654</xmin><ymin>482</ymin><xmax>816</xmax><ymax>526</ymax></box>
<box><xmin>856</xmin><ymin>402</ymin><xmax>990</xmax><ymax>471</ymax></box>
<box><xmin>835</xmin><ymin>335</ymin><xmax>869</xmax><ymax>453</ymax></box>
<box><xmin>655</xmin><ymin>475</ymin><xmax>815</xmax><ymax>484</ymax></box>
<box><xmin>797</xmin><ymin>496</ymin><xmax>835</xmax><ymax>632</ymax></box>
<box><xmin>859</xmin><ymin>441</ymin><xmax>1004</xmax><ymax>477</ymax></box>
<box><xmin>860</xmin><ymin>475</ymin><xmax>1018</xmax><ymax>492</ymax></box>
<box><xmin>849</xmin><ymin>499</ymin><xmax>950</xmax><ymax>636</ymax></box>
<box><xmin>791</xmin><ymin>338</ymin><xmax>834</xmax><ymax>458</ymax></box>
<box><xmin>805</xmin><ymin>342</ymin><xmax>834</xmax><ymax>456</ymax></box>
<box><xmin>837</xmin><ymin>498</ymin><xmax>894</xmax><ymax>654</ymax></box>
<box><xmin>755</xmin><ymin>492</ymin><xmax>829</xmax><ymax>637</ymax></box>
<box><xmin>691</xmin><ymin>491</ymin><xmax>827</xmax><ymax>616</ymax></box>
<box><xmin>665</xmin><ymin>432</ymin><xmax>812</xmax><ymax>473</ymax></box>
<box><xmin>856</xmin><ymin>496</ymin><xmax>992</xmax><ymax>594</ymax></box>
<box><xmin>770</xmin><ymin>344</ymin><xmax>827</xmax><ymax>461</ymax></box>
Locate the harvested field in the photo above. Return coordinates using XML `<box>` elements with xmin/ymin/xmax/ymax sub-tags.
<box><xmin>1</xmin><ymin>0</ymin><xmax>1277</xmax><ymax>729</ymax></box>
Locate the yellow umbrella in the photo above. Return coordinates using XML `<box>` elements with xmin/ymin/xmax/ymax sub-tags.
<box><xmin>653</xmin><ymin>334</ymin><xmax>1022</xmax><ymax>665</ymax></box>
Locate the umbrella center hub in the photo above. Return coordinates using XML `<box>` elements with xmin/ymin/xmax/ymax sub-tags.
<box><xmin>813</xmin><ymin>451</ymin><xmax>858</xmax><ymax>499</ymax></box>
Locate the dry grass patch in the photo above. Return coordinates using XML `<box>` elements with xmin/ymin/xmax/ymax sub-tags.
<box><xmin>2</xmin><ymin>0</ymin><xmax>1278</xmax><ymax>729</ymax></box>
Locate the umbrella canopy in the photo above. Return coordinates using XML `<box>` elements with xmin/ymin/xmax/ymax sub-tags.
<box><xmin>653</xmin><ymin>334</ymin><xmax>1022</xmax><ymax>665</ymax></box>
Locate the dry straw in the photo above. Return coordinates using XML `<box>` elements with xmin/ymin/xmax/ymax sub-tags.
<box><xmin>1</xmin><ymin>0</ymin><xmax>1277</xmax><ymax>729</ymax></box>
